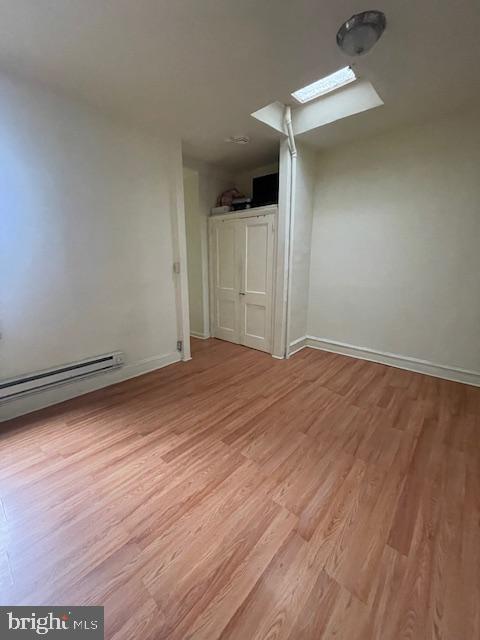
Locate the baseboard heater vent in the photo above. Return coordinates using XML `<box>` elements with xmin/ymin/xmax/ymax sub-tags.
<box><xmin>0</xmin><ymin>352</ymin><xmax>125</xmax><ymax>402</ymax></box>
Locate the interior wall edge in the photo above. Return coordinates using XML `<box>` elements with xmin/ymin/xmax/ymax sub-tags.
<box><xmin>0</xmin><ymin>351</ymin><xmax>181</xmax><ymax>423</ymax></box>
<box><xmin>303</xmin><ymin>336</ymin><xmax>480</xmax><ymax>387</ymax></box>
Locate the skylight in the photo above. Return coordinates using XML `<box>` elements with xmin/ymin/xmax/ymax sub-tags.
<box><xmin>291</xmin><ymin>66</ymin><xmax>357</xmax><ymax>104</ymax></box>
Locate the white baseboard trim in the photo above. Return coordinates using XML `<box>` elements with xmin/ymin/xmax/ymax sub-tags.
<box><xmin>304</xmin><ymin>336</ymin><xmax>480</xmax><ymax>387</ymax></box>
<box><xmin>190</xmin><ymin>331</ymin><xmax>210</xmax><ymax>340</ymax></box>
<box><xmin>0</xmin><ymin>352</ymin><xmax>182</xmax><ymax>422</ymax></box>
<box><xmin>288</xmin><ymin>336</ymin><xmax>308</xmax><ymax>356</ymax></box>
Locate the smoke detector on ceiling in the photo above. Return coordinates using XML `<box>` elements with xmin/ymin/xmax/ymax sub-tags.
<box><xmin>224</xmin><ymin>135</ymin><xmax>250</xmax><ymax>144</ymax></box>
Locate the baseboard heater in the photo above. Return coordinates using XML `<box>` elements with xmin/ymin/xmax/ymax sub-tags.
<box><xmin>0</xmin><ymin>352</ymin><xmax>125</xmax><ymax>402</ymax></box>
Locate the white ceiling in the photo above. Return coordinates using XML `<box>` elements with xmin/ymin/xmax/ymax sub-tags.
<box><xmin>0</xmin><ymin>1</ymin><xmax>479</xmax><ymax>171</ymax></box>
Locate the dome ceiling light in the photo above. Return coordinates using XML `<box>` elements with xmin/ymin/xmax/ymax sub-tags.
<box><xmin>337</xmin><ymin>10</ymin><xmax>387</xmax><ymax>56</ymax></box>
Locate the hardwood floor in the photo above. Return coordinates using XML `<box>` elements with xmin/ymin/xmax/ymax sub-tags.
<box><xmin>1</xmin><ymin>338</ymin><xmax>479</xmax><ymax>639</ymax></box>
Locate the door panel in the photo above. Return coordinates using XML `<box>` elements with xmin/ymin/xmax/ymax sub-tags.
<box><xmin>218</xmin><ymin>298</ymin><xmax>236</xmax><ymax>331</ymax></box>
<box><xmin>218</xmin><ymin>225</ymin><xmax>235</xmax><ymax>289</ymax></box>
<box><xmin>245</xmin><ymin>223</ymin><xmax>268</xmax><ymax>292</ymax></box>
<box><xmin>245</xmin><ymin>303</ymin><xmax>266</xmax><ymax>338</ymax></box>
<box><xmin>238</xmin><ymin>215</ymin><xmax>274</xmax><ymax>352</ymax></box>
<box><xmin>212</xmin><ymin>221</ymin><xmax>239</xmax><ymax>343</ymax></box>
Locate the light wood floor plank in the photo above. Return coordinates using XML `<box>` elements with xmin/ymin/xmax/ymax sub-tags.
<box><xmin>1</xmin><ymin>337</ymin><xmax>479</xmax><ymax>639</ymax></box>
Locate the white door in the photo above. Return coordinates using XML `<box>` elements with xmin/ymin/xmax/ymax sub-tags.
<box><xmin>211</xmin><ymin>213</ymin><xmax>275</xmax><ymax>353</ymax></box>
<box><xmin>237</xmin><ymin>214</ymin><xmax>274</xmax><ymax>352</ymax></box>
<box><xmin>212</xmin><ymin>219</ymin><xmax>240</xmax><ymax>343</ymax></box>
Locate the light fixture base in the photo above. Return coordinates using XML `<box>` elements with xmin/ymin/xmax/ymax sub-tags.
<box><xmin>224</xmin><ymin>135</ymin><xmax>250</xmax><ymax>145</ymax></box>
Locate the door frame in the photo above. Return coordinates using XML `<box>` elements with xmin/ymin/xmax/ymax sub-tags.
<box><xmin>171</xmin><ymin>142</ymin><xmax>191</xmax><ymax>361</ymax></box>
<box><xmin>178</xmin><ymin>147</ymin><xmax>292</xmax><ymax>360</ymax></box>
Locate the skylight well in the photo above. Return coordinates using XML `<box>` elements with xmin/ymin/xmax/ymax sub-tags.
<box><xmin>291</xmin><ymin>66</ymin><xmax>357</xmax><ymax>104</ymax></box>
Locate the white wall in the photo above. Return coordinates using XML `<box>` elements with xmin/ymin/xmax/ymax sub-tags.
<box><xmin>288</xmin><ymin>143</ymin><xmax>316</xmax><ymax>348</ymax></box>
<box><xmin>183</xmin><ymin>167</ymin><xmax>205</xmax><ymax>337</ymax></box>
<box><xmin>183</xmin><ymin>156</ymin><xmax>234</xmax><ymax>339</ymax></box>
<box><xmin>307</xmin><ymin>108</ymin><xmax>480</xmax><ymax>375</ymax></box>
<box><xmin>0</xmin><ymin>72</ymin><xmax>184</xmax><ymax>419</ymax></box>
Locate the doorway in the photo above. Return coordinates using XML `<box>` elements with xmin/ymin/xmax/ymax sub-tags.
<box><xmin>181</xmin><ymin>153</ymin><xmax>286</xmax><ymax>359</ymax></box>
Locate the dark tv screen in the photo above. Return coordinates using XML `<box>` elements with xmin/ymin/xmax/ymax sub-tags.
<box><xmin>252</xmin><ymin>173</ymin><xmax>279</xmax><ymax>207</ymax></box>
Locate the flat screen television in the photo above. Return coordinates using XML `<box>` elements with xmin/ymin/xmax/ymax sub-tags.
<box><xmin>252</xmin><ymin>173</ymin><xmax>279</xmax><ymax>208</ymax></box>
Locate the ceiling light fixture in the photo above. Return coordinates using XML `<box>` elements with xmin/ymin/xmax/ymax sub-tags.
<box><xmin>337</xmin><ymin>10</ymin><xmax>386</xmax><ymax>56</ymax></box>
<box><xmin>291</xmin><ymin>66</ymin><xmax>357</xmax><ymax>104</ymax></box>
<box><xmin>224</xmin><ymin>135</ymin><xmax>250</xmax><ymax>144</ymax></box>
